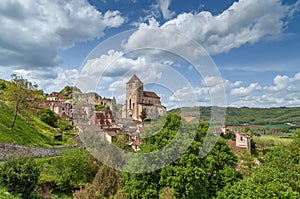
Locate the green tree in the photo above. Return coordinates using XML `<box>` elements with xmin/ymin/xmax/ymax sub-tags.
<box><xmin>122</xmin><ymin>114</ymin><xmax>241</xmax><ymax>198</ymax></box>
<box><xmin>0</xmin><ymin>82</ymin><xmax>6</xmax><ymax>89</ymax></box>
<box><xmin>56</xmin><ymin>119</ymin><xmax>72</xmax><ymax>131</ymax></box>
<box><xmin>0</xmin><ymin>74</ymin><xmax>41</xmax><ymax>129</ymax></box>
<box><xmin>53</xmin><ymin>148</ymin><xmax>95</xmax><ymax>191</ymax></box>
<box><xmin>140</xmin><ymin>108</ymin><xmax>147</xmax><ymax>121</ymax></box>
<box><xmin>236</xmin><ymin>150</ymin><xmax>255</xmax><ymax>177</ymax></box>
<box><xmin>39</xmin><ymin>108</ymin><xmax>57</xmax><ymax>127</ymax></box>
<box><xmin>73</xmin><ymin>165</ymin><xmax>121</xmax><ymax>199</ymax></box>
<box><xmin>0</xmin><ymin>155</ymin><xmax>40</xmax><ymax>199</ymax></box>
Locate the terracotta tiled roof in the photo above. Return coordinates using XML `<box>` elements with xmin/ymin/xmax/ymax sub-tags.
<box><xmin>183</xmin><ymin>117</ymin><xmax>198</xmax><ymax>123</ymax></box>
<box><xmin>132</xmin><ymin>137</ymin><xmax>142</xmax><ymax>146</ymax></box>
<box><xmin>127</xmin><ymin>74</ymin><xmax>142</xmax><ymax>84</ymax></box>
<box><xmin>226</xmin><ymin>140</ymin><xmax>246</xmax><ymax>153</ymax></box>
<box><xmin>143</xmin><ymin>91</ymin><xmax>160</xmax><ymax>98</ymax></box>
<box><xmin>49</xmin><ymin>92</ymin><xmax>64</xmax><ymax>98</ymax></box>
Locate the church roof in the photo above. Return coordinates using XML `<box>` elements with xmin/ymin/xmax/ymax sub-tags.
<box><xmin>127</xmin><ymin>74</ymin><xmax>142</xmax><ymax>84</ymax></box>
<box><xmin>143</xmin><ymin>91</ymin><xmax>160</xmax><ymax>98</ymax></box>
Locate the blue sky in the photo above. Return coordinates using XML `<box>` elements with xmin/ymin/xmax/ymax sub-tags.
<box><xmin>0</xmin><ymin>0</ymin><xmax>300</xmax><ymax>109</ymax></box>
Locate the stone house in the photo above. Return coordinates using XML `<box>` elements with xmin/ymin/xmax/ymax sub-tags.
<box><xmin>235</xmin><ymin>132</ymin><xmax>252</xmax><ymax>152</ymax></box>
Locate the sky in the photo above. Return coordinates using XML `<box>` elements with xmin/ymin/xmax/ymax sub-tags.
<box><xmin>0</xmin><ymin>0</ymin><xmax>300</xmax><ymax>109</ymax></box>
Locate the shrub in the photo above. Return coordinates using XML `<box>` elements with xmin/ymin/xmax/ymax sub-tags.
<box><xmin>56</xmin><ymin>119</ymin><xmax>72</xmax><ymax>131</ymax></box>
<box><xmin>0</xmin><ymin>155</ymin><xmax>40</xmax><ymax>199</ymax></box>
<box><xmin>52</xmin><ymin>148</ymin><xmax>95</xmax><ymax>191</ymax></box>
<box><xmin>39</xmin><ymin>108</ymin><xmax>57</xmax><ymax>127</ymax></box>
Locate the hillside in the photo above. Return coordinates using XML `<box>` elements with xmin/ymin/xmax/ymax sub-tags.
<box><xmin>0</xmin><ymin>101</ymin><xmax>64</xmax><ymax>147</ymax></box>
<box><xmin>169</xmin><ymin>106</ymin><xmax>300</xmax><ymax>126</ymax></box>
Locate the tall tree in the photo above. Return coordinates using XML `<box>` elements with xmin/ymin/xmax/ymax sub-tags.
<box><xmin>1</xmin><ymin>74</ymin><xmax>41</xmax><ymax>129</ymax></box>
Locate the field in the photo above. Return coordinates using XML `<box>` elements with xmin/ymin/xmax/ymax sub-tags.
<box><xmin>253</xmin><ymin>133</ymin><xmax>294</xmax><ymax>148</ymax></box>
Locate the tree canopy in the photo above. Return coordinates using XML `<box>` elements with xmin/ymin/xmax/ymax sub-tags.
<box><xmin>122</xmin><ymin>114</ymin><xmax>241</xmax><ymax>198</ymax></box>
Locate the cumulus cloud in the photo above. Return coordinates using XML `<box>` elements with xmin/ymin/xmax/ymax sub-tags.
<box><xmin>229</xmin><ymin>72</ymin><xmax>300</xmax><ymax>107</ymax></box>
<box><xmin>76</xmin><ymin>49</ymin><xmax>165</xmax><ymax>93</ymax></box>
<box><xmin>125</xmin><ymin>0</ymin><xmax>296</xmax><ymax>55</ymax></box>
<box><xmin>231</xmin><ymin>82</ymin><xmax>262</xmax><ymax>96</ymax></box>
<box><xmin>264</xmin><ymin>73</ymin><xmax>300</xmax><ymax>92</ymax></box>
<box><xmin>0</xmin><ymin>0</ymin><xmax>125</xmax><ymax>68</ymax></box>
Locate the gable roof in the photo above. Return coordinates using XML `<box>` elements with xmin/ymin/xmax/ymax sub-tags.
<box><xmin>143</xmin><ymin>91</ymin><xmax>160</xmax><ymax>99</ymax></box>
<box><xmin>127</xmin><ymin>74</ymin><xmax>142</xmax><ymax>84</ymax></box>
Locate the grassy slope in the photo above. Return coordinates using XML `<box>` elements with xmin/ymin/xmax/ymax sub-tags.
<box><xmin>0</xmin><ymin>101</ymin><xmax>62</xmax><ymax>148</ymax></box>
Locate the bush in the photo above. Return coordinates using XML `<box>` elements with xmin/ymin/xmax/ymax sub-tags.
<box><xmin>52</xmin><ymin>148</ymin><xmax>95</xmax><ymax>191</ymax></box>
<box><xmin>56</xmin><ymin>119</ymin><xmax>72</xmax><ymax>131</ymax></box>
<box><xmin>0</xmin><ymin>155</ymin><xmax>40</xmax><ymax>199</ymax></box>
<box><xmin>73</xmin><ymin>165</ymin><xmax>121</xmax><ymax>199</ymax></box>
<box><xmin>39</xmin><ymin>108</ymin><xmax>57</xmax><ymax>127</ymax></box>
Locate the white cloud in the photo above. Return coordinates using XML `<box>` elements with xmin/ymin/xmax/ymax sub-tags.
<box><xmin>125</xmin><ymin>0</ymin><xmax>295</xmax><ymax>55</ymax></box>
<box><xmin>76</xmin><ymin>49</ymin><xmax>165</xmax><ymax>94</ymax></box>
<box><xmin>158</xmin><ymin>0</ymin><xmax>175</xmax><ymax>19</ymax></box>
<box><xmin>10</xmin><ymin>67</ymin><xmax>78</xmax><ymax>93</ymax></box>
<box><xmin>231</xmin><ymin>82</ymin><xmax>262</xmax><ymax>96</ymax></box>
<box><xmin>228</xmin><ymin>72</ymin><xmax>300</xmax><ymax>107</ymax></box>
<box><xmin>0</xmin><ymin>0</ymin><xmax>125</xmax><ymax>68</ymax></box>
<box><xmin>264</xmin><ymin>73</ymin><xmax>300</xmax><ymax>92</ymax></box>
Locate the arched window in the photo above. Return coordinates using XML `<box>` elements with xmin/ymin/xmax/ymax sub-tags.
<box><xmin>129</xmin><ymin>99</ymin><xmax>131</xmax><ymax>109</ymax></box>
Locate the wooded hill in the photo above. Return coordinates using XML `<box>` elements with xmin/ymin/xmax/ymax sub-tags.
<box><xmin>169</xmin><ymin>106</ymin><xmax>300</xmax><ymax>126</ymax></box>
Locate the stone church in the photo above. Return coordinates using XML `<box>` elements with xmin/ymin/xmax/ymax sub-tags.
<box><xmin>122</xmin><ymin>75</ymin><xmax>166</xmax><ymax>121</ymax></box>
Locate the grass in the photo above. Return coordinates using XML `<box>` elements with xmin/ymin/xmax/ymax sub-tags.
<box><xmin>0</xmin><ymin>101</ymin><xmax>76</xmax><ymax>147</ymax></box>
<box><xmin>253</xmin><ymin>133</ymin><xmax>294</xmax><ymax>149</ymax></box>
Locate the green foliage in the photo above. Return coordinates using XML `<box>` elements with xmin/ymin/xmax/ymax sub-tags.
<box><xmin>52</xmin><ymin>148</ymin><xmax>95</xmax><ymax>191</ymax></box>
<box><xmin>60</xmin><ymin>86</ymin><xmax>73</xmax><ymax>99</ymax></box>
<box><xmin>0</xmin><ymin>186</ymin><xmax>21</xmax><ymax>199</ymax></box>
<box><xmin>169</xmin><ymin>106</ymin><xmax>300</xmax><ymax>126</ymax></box>
<box><xmin>140</xmin><ymin>108</ymin><xmax>147</xmax><ymax>121</ymax></box>
<box><xmin>1</xmin><ymin>74</ymin><xmax>42</xmax><ymax>129</ymax></box>
<box><xmin>216</xmin><ymin>129</ymin><xmax>300</xmax><ymax>198</ymax></box>
<box><xmin>122</xmin><ymin>114</ymin><xmax>241</xmax><ymax>199</ymax></box>
<box><xmin>56</xmin><ymin>119</ymin><xmax>72</xmax><ymax>131</ymax></box>
<box><xmin>95</xmin><ymin>104</ymin><xmax>110</xmax><ymax>111</ymax></box>
<box><xmin>73</xmin><ymin>165</ymin><xmax>121</xmax><ymax>199</ymax></box>
<box><xmin>0</xmin><ymin>82</ymin><xmax>6</xmax><ymax>90</ymax></box>
<box><xmin>113</xmin><ymin>132</ymin><xmax>133</xmax><ymax>152</ymax></box>
<box><xmin>39</xmin><ymin>108</ymin><xmax>57</xmax><ymax>127</ymax></box>
<box><xmin>236</xmin><ymin>150</ymin><xmax>255</xmax><ymax>177</ymax></box>
<box><xmin>0</xmin><ymin>155</ymin><xmax>40</xmax><ymax>199</ymax></box>
<box><xmin>0</xmin><ymin>101</ymin><xmax>59</xmax><ymax>147</ymax></box>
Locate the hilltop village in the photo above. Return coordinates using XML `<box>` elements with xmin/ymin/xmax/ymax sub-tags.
<box><xmin>40</xmin><ymin>74</ymin><xmax>255</xmax><ymax>153</ymax></box>
<box><xmin>39</xmin><ymin>75</ymin><xmax>166</xmax><ymax>151</ymax></box>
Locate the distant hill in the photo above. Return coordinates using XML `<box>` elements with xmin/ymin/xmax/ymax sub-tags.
<box><xmin>169</xmin><ymin>106</ymin><xmax>300</xmax><ymax>126</ymax></box>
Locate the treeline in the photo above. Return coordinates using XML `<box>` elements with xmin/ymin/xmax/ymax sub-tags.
<box><xmin>169</xmin><ymin>106</ymin><xmax>300</xmax><ymax>126</ymax></box>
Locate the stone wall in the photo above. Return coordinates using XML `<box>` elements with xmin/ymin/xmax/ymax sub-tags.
<box><xmin>0</xmin><ymin>143</ymin><xmax>72</xmax><ymax>161</ymax></box>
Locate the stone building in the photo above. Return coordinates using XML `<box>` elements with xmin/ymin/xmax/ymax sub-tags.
<box><xmin>122</xmin><ymin>75</ymin><xmax>166</xmax><ymax>121</ymax></box>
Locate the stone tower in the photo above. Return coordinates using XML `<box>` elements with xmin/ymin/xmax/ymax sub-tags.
<box><xmin>125</xmin><ymin>74</ymin><xmax>143</xmax><ymax>120</ymax></box>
